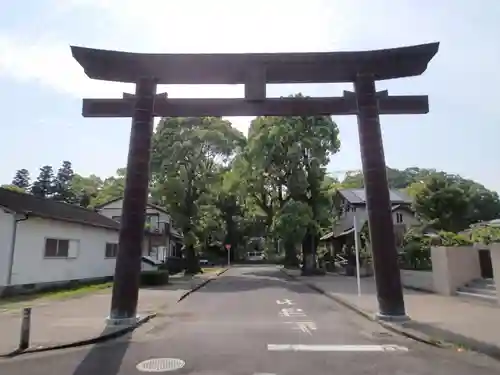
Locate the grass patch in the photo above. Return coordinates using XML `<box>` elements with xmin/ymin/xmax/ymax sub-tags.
<box><xmin>202</xmin><ymin>267</ymin><xmax>224</xmax><ymax>274</ymax></box>
<box><xmin>0</xmin><ymin>282</ymin><xmax>113</xmax><ymax>310</ymax></box>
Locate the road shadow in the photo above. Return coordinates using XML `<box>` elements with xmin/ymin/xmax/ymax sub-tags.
<box><xmin>72</xmin><ymin>330</ymin><xmax>132</xmax><ymax>375</ymax></box>
<box><xmin>405</xmin><ymin>320</ymin><xmax>500</xmax><ymax>361</ymax></box>
<box><xmin>195</xmin><ymin>268</ymin><xmax>318</xmax><ymax>295</ymax></box>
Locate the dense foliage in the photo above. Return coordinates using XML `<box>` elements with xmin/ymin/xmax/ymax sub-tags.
<box><xmin>3</xmin><ymin>100</ymin><xmax>499</xmax><ymax>275</ymax></box>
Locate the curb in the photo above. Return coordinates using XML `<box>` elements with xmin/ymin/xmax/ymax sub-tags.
<box><xmin>0</xmin><ymin>268</ymin><xmax>231</xmax><ymax>359</ymax></box>
<box><xmin>0</xmin><ymin>313</ymin><xmax>156</xmax><ymax>359</ymax></box>
<box><xmin>279</xmin><ymin>269</ymin><xmax>449</xmax><ymax>348</ymax></box>
<box><xmin>177</xmin><ymin>267</ymin><xmax>229</xmax><ymax>302</ymax></box>
<box><xmin>281</xmin><ymin>268</ymin><xmax>500</xmax><ymax>360</ymax></box>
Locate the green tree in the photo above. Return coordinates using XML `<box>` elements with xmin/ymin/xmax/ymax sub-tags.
<box><xmin>213</xmin><ymin>167</ymin><xmax>248</xmax><ymax>260</ymax></box>
<box><xmin>414</xmin><ymin>175</ymin><xmax>470</xmax><ymax>232</ymax></box>
<box><xmin>31</xmin><ymin>165</ymin><xmax>55</xmax><ymax>198</ymax></box>
<box><xmin>246</xmin><ymin>100</ymin><xmax>340</xmax><ymax>274</ymax></box>
<box><xmin>90</xmin><ymin>169</ymin><xmax>126</xmax><ymax>207</ymax></box>
<box><xmin>151</xmin><ymin>117</ymin><xmax>245</xmax><ymax>274</ymax></box>
<box><xmin>1</xmin><ymin>184</ymin><xmax>26</xmax><ymax>193</ymax></box>
<box><xmin>12</xmin><ymin>169</ymin><xmax>30</xmax><ymax>190</ymax></box>
<box><xmin>53</xmin><ymin>161</ymin><xmax>76</xmax><ymax>203</ymax></box>
<box><xmin>71</xmin><ymin>174</ymin><xmax>104</xmax><ymax>207</ymax></box>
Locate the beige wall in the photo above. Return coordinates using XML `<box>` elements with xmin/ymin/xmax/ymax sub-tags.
<box><xmin>392</xmin><ymin>208</ymin><xmax>419</xmax><ymax>227</ymax></box>
<box><xmin>337</xmin><ymin>205</ymin><xmax>418</xmax><ymax>233</ymax></box>
<box><xmin>431</xmin><ymin>246</ymin><xmax>481</xmax><ymax>295</ymax></box>
<box><xmin>489</xmin><ymin>244</ymin><xmax>500</xmax><ymax>305</ymax></box>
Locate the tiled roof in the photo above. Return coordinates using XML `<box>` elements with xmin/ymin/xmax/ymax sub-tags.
<box><xmin>338</xmin><ymin>188</ymin><xmax>413</xmax><ymax>205</ymax></box>
<box><xmin>0</xmin><ymin>188</ymin><xmax>120</xmax><ymax>231</ymax></box>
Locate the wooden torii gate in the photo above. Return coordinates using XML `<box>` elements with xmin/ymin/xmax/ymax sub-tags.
<box><xmin>71</xmin><ymin>42</ymin><xmax>439</xmax><ymax>325</ymax></box>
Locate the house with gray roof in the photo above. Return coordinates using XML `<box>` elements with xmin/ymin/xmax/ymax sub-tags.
<box><xmin>321</xmin><ymin>188</ymin><xmax>418</xmax><ymax>243</ymax></box>
<box><xmin>0</xmin><ymin>188</ymin><xmax>159</xmax><ymax>295</ymax></box>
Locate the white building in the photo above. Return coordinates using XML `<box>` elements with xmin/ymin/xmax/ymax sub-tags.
<box><xmin>95</xmin><ymin>197</ymin><xmax>183</xmax><ymax>262</ymax></box>
<box><xmin>0</xmin><ymin>188</ymin><xmax>167</xmax><ymax>295</ymax></box>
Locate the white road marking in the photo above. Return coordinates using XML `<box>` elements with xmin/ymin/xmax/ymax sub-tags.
<box><xmin>285</xmin><ymin>321</ymin><xmax>317</xmax><ymax>335</ymax></box>
<box><xmin>276</xmin><ymin>299</ymin><xmax>294</xmax><ymax>305</ymax></box>
<box><xmin>279</xmin><ymin>308</ymin><xmax>306</xmax><ymax>317</ymax></box>
<box><xmin>267</xmin><ymin>344</ymin><xmax>409</xmax><ymax>352</ymax></box>
<box><xmin>253</xmin><ymin>373</ymin><xmax>277</xmax><ymax>375</ymax></box>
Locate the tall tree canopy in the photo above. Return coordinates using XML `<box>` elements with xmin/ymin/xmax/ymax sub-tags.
<box><xmin>31</xmin><ymin>165</ymin><xmax>55</xmax><ymax>199</ymax></box>
<box><xmin>12</xmin><ymin>169</ymin><xmax>30</xmax><ymax>190</ymax></box>
<box><xmin>150</xmin><ymin>116</ymin><xmax>246</xmax><ymax>274</ymax></box>
<box><xmin>245</xmin><ymin>105</ymin><xmax>341</xmax><ymax>274</ymax></box>
<box><xmin>52</xmin><ymin>161</ymin><xmax>76</xmax><ymax>203</ymax></box>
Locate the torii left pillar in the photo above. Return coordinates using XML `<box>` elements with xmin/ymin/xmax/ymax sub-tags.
<box><xmin>107</xmin><ymin>77</ymin><xmax>158</xmax><ymax>325</ymax></box>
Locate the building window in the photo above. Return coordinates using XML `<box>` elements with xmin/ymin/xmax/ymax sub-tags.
<box><xmin>396</xmin><ymin>213</ymin><xmax>403</xmax><ymax>223</ymax></box>
<box><xmin>44</xmin><ymin>238</ymin><xmax>78</xmax><ymax>258</ymax></box>
<box><xmin>105</xmin><ymin>243</ymin><xmax>119</xmax><ymax>258</ymax></box>
<box><xmin>352</xmin><ymin>206</ymin><xmax>356</xmax><ymax>212</ymax></box>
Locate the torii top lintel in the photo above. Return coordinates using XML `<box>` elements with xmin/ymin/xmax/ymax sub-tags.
<box><xmin>70</xmin><ymin>42</ymin><xmax>439</xmax><ymax>85</ymax></box>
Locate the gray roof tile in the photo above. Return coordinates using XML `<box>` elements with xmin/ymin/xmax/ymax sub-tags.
<box><xmin>338</xmin><ymin>188</ymin><xmax>412</xmax><ymax>205</ymax></box>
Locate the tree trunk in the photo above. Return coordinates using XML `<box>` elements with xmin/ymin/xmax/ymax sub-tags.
<box><xmin>284</xmin><ymin>239</ymin><xmax>299</xmax><ymax>268</ymax></box>
<box><xmin>184</xmin><ymin>244</ymin><xmax>201</xmax><ymax>275</ymax></box>
<box><xmin>301</xmin><ymin>230</ymin><xmax>317</xmax><ymax>276</ymax></box>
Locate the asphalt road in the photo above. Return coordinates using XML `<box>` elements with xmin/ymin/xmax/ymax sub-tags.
<box><xmin>1</xmin><ymin>265</ymin><xmax>500</xmax><ymax>375</ymax></box>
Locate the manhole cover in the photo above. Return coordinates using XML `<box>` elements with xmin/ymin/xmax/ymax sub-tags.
<box><xmin>136</xmin><ymin>358</ymin><xmax>186</xmax><ymax>372</ymax></box>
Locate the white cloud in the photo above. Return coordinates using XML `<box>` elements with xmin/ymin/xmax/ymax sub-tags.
<box><xmin>0</xmin><ymin>0</ymin><xmax>340</xmax><ymax>134</ymax></box>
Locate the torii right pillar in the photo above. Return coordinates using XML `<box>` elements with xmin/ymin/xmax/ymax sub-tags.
<box><xmin>354</xmin><ymin>73</ymin><xmax>407</xmax><ymax>320</ymax></box>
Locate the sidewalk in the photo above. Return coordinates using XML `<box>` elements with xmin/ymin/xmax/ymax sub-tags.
<box><xmin>282</xmin><ymin>268</ymin><xmax>500</xmax><ymax>358</ymax></box>
<box><xmin>0</xmin><ymin>270</ymin><xmax>222</xmax><ymax>356</ymax></box>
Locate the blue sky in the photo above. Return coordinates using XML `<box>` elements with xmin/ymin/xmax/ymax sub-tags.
<box><xmin>1</xmin><ymin>0</ymin><xmax>499</xmax><ymax>192</ymax></box>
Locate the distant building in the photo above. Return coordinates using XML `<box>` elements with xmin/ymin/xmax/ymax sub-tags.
<box><xmin>95</xmin><ymin>197</ymin><xmax>183</xmax><ymax>261</ymax></box>
<box><xmin>321</xmin><ymin>188</ymin><xmax>419</xmax><ymax>248</ymax></box>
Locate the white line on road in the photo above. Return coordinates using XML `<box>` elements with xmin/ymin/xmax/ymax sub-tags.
<box><xmin>267</xmin><ymin>344</ymin><xmax>409</xmax><ymax>352</ymax></box>
<box><xmin>285</xmin><ymin>321</ymin><xmax>317</xmax><ymax>335</ymax></box>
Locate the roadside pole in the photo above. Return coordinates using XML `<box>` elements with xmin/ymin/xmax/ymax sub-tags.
<box><xmin>353</xmin><ymin>216</ymin><xmax>361</xmax><ymax>296</ymax></box>
<box><xmin>225</xmin><ymin>244</ymin><xmax>231</xmax><ymax>267</ymax></box>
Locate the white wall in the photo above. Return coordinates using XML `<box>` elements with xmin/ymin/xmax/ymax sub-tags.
<box><xmin>99</xmin><ymin>199</ymin><xmax>171</xmax><ymax>227</ymax></box>
<box><xmin>8</xmin><ymin>217</ymin><xmax>120</xmax><ymax>286</ymax></box>
<box><xmin>0</xmin><ymin>209</ymin><xmax>14</xmax><ymax>286</ymax></box>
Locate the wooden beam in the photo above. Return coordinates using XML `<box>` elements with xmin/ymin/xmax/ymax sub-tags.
<box><xmin>244</xmin><ymin>67</ymin><xmax>266</xmax><ymax>101</ymax></box>
<box><xmin>81</xmin><ymin>95</ymin><xmax>428</xmax><ymax>118</ymax></box>
<box><xmin>71</xmin><ymin>43</ymin><xmax>440</xmax><ymax>84</ymax></box>
<box><xmin>123</xmin><ymin>92</ymin><xmax>168</xmax><ymax>99</ymax></box>
<box><xmin>343</xmin><ymin>90</ymin><xmax>388</xmax><ymax>98</ymax></box>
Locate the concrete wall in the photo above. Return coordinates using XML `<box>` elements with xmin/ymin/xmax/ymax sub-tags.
<box><xmin>489</xmin><ymin>244</ymin><xmax>500</xmax><ymax>305</ymax></box>
<box><xmin>401</xmin><ymin>270</ymin><xmax>434</xmax><ymax>292</ymax></box>
<box><xmin>431</xmin><ymin>246</ymin><xmax>481</xmax><ymax>295</ymax></box>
